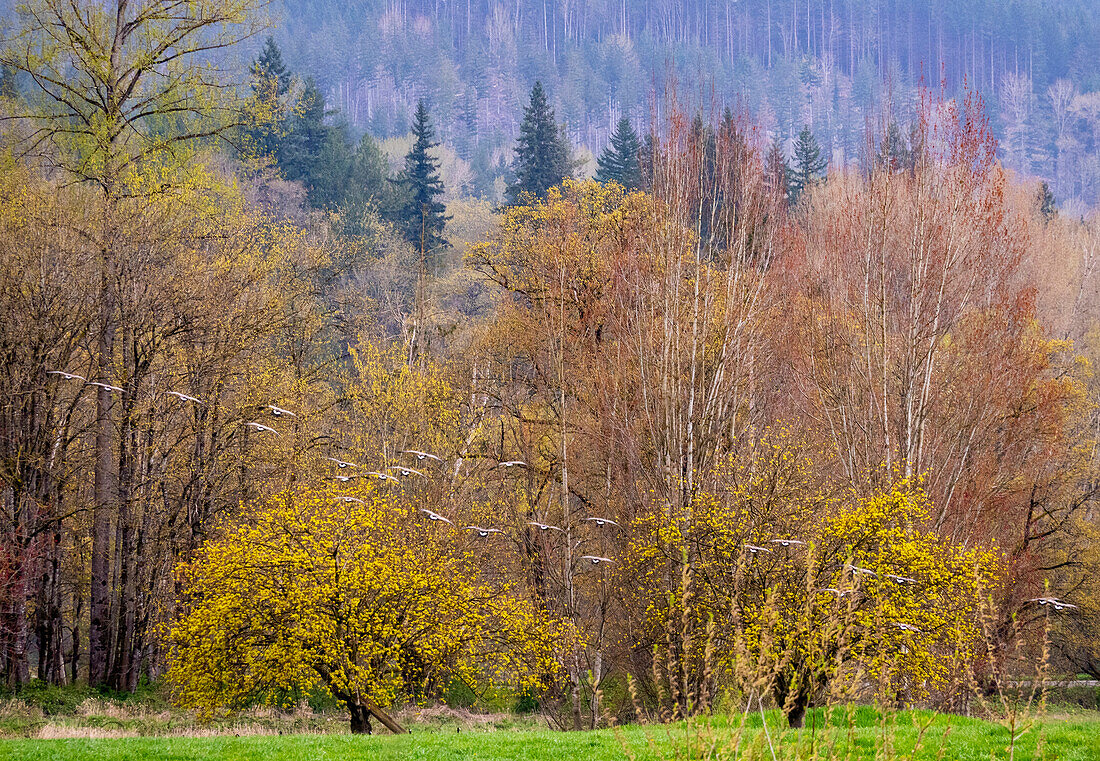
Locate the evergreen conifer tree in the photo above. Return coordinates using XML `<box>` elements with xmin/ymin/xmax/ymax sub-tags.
<box><xmin>877</xmin><ymin>121</ymin><xmax>911</xmax><ymax>171</ymax></box>
<box><xmin>764</xmin><ymin>138</ymin><xmax>792</xmax><ymax>205</ymax></box>
<box><xmin>790</xmin><ymin>125</ymin><xmax>827</xmax><ymax>203</ymax></box>
<box><xmin>1038</xmin><ymin>180</ymin><xmax>1057</xmax><ymax>222</ymax></box>
<box><xmin>245</xmin><ymin>37</ymin><xmax>292</xmax><ymax>158</ymax></box>
<box><xmin>278</xmin><ymin>77</ymin><xmax>354</xmax><ymax>210</ymax></box>
<box><xmin>507</xmin><ymin>81</ymin><xmax>572</xmax><ymax>204</ymax></box>
<box><xmin>397</xmin><ymin>100</ymin><xmax>450</xmax><ymax>261</ymax></box>
<box><xmin>596</xmin><ymin>116</ymin><xmax>643</xmax><ymax>189</ymax></box>
<box><xmin>252</xmin><ymin>37</ymin><xmax>291</xmax><ymax>97</ymax></box>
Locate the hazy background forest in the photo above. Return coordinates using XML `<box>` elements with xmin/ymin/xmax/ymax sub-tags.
<box><xmin>260</xmin><ymin>0</ymin><xmax>1100</xmax><ymax>209</ymax></box>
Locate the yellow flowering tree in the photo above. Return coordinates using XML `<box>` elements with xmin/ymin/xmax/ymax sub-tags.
<box><xmin>625</xmin><ymin>436</ymin><xmax>1002</xmax><ymax>727</ymax></box>
<box><xmin>167</xmin><ymin>485</ymin><xmax>567</xmax><ymax>733</ymax></box>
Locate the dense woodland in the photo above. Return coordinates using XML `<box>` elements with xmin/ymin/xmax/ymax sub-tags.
<box><xmin>0</xmin><ymin>0</ymin><xmax>1099</xmax><ymax>738</ymax></box>
<box><xmin>268</xmin><ymin>0</ymin><xmax>1100</xmax><ymax>209</ymax></box>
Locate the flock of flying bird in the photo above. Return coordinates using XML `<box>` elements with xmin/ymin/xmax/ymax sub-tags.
<box><xmin>47</xmin><ymin>368</ymin><xmax>619</xmax><ymax>565</ymax></box>
<box><xmin>47</xmin><ymin>368</ymin><xmax>1083</xmax><ymax>609</ymax></box>
<box><xmin>742</xmin><ymin>543</ymin><xmax>1078</xmax><ymax>633</ymax></box>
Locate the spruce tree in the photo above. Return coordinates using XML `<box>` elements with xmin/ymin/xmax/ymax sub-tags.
<box><xmin>397</xmin><ymin>100</ymin><xmax>450</xmax><ymax>261</ymax></box>
<box><xmin>507</xmin><ymin>81</ymin><xmax>572</xmax><ymax>204</ymax></box>
<box><xmin>877</xmin><ymin>121</ymin><xmax>911</xmax><ymax>171</ymax></box>
<box><xmin>596</xmin><ymin>116</ymin><xmax>643</xmax><ymax>190</ymax></box>
<box><xmin>246</xmin><ymin>37</ymin><xmax>292</xmax><ymax>158</ymax></box>
<box><xmin>1038</xmin><ymin>180</ymin><xmax>1057</xmax><ymax>222</ymax></box>
<box><xmin>790</xmin><ymin>126</ymin><xmax>827</xmax><ymax>203</ymax></box>
<box><xmin>764</xmin><ymin>138</ymin><xmax>792</xmax><ymax>205</ymax></box>
<box><xmin>278</xmin><ymin>77</ymin><xmax>354</xmax><ymax>210</ymax></box>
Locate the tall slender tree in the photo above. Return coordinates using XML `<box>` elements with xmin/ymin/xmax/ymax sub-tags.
<box><xmin>764</xmin><ymin>137</ymin><xmax>792</xmax><ymax>205</ymax></box>
<box><xmin>397</xmin><ymin>100</ymin><xmax>450</xmax><ymax>259</ymax></box>
<box><xmin>245</xmin><ymin>37</ymin><xmax>292</xmax><ymax>159</ymax></box>
<box><xmin>790</xmin><ymin>126</ymin><xmax>827</xmax><ymax>203</ymax></box>
<box><xmin>507</xmin><ymin>81</ymin><xmax>572</xmax><ymax>204</ymax></box>
<box><xmin>595</xmin><ymin>116</ymin><xmax>642</xmax><ymax>190</ymax></box>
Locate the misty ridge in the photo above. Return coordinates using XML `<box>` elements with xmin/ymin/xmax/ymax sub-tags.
<box><xmin>269</xmin><ymin>0</ymin><xmax>1100</xmax><ymax>211</ymax></box>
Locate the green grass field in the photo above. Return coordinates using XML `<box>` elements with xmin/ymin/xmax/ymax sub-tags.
<box><xmin>3</xmin><ymin>709</ymin><xmax>1099</xmax><ymax>761</ymax></box>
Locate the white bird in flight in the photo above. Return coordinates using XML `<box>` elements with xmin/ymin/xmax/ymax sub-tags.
<box><xmin>421</xmin><ymin>509</ymin><xmax>453</xmax><ymax>524</ymax></box>
<box><xmin>499</xmin><ymin>460</ymin><xmax>527</xmax><ymax>468</ymax></box>
<box><xmin>365</xmin><ymin>471</ymin><xmax>399</xmax><ymax>482</ymax></box>
<box><xmin>88</xmin><ymin>381</ymin><xmax>123</xmax><ymax>393</ymax></box>
<box><xmin>820</xmin><ymin>588</ymin><xmax>854</xmax><ymax>597</ymax></box>
<box><xmin>331</xmin><ymin>474</ymin><xmax>357</xmax><ymax>483</ymax></box>
<box><xmin>388</xmin><ymin>466</ymin><xmax>426</xmax><ymax>479</ymax></box>
<box><xmin>885</xmin><ymin>574</ymin><xmax>917</xmax><ymax>585</ymax></box>
<box><xmin>465</xmin><ymin>526</ymin><xmax>502</xmax><ymax>537</ymax></box>
<box><xmin>168</xmin><ymin>391</ymin><xmax>203</xmax><ymax>404</ymax></box>
<box><xmin>529</xmin><ymin>521</ymin><xmax>562</xmax><ymax>532</ymax></box>
<box><xmin>581</xmin><ymin>555</ymin><xmax>613</xmax><ymax>565</ymax></box>
<box><xmin>744</xmin><ymin>544</ymin><xmax>773</xmax><ymax>554</ymax></box>
<box><xmin>894</xmin><ymin>622</ymin><xmax>922</xmax><ymax>633</ymax></box>
<box><xmin>327</xmin><ymin>457</ymin><xmax>357</xmax><ymax>469</ymax></box>
<box><xmin>585</xmin><ymin>517</ymin><xmax>618</xmax><ymax>527</ymax></box>
<box><xmin>338</xmin><ymin>496</ymin><xmax>364</xmax><ymax>504</ymax></box>
<box><xmin>771</xmin><ymin>539</ymin><xmax>806</xmax><ymax>548</ymax></box>
<box><xmin>247</xmin><ymin>422</ymin><xmax>278</xmax><ymax>434</ymax></box>
<box><xmin>1029</xmin><ymin>597</ymin><xmax>1078</xmax><ymax>611</ymax></box>
<box><xmin>47</xmin><ymin>370</ymin><xmax>85</xmax><ymax>382</ymax></box>
<box><xmin>401</xmin><ymin>450</ymin><xmax>442</xmax><ymax>462</ymax></box>
<box><xmin>268</xmin><ymin>405</ymin><xmax>296</xmax><ymax>417</ymax></box>
<box><xmin>846</xmin><ymin>564</ymin><xmax>877</xmax><ymax>577</ymax></box>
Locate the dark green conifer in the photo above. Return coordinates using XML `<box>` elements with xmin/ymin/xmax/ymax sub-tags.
<box><xmin>764</xmin><ymin>137</ymin><xmax>792</xmax><ymax>205</ymax></box>
<box><xmin>596</xmin><ymin>116</ymin><xmax>643</xmax><ymax>190</ymax></box>
<box><xmin>790</xmin><ymin>125</ymin><xmax>827</xmax><ymax>203</ymax></box>
<box><xmin>506</xmin><ymin>81</ymin><xmax>572</xmax><ymax>204</ymax></box>
<box><xmin>1038</xmin><ymin>180</ymin><xmax>1057</xmax><ymax>222</ymax></box>
<box><xmin>397</xmin><ymin>100</ymin><xmax>450</xmax><ymax>261</ymax></box>
<box><xmin>245</xmin><ymin>37</ymin><xmax>292</xmax><ymax>158</ymax></box>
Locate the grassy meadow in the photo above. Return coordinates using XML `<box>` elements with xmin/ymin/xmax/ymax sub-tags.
<box><xmin>3</xmin><ymin>705</ymin><xmax>1100</xmax><ymax>761</ymax></box>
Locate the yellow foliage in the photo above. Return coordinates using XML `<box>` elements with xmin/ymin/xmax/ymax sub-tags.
<box><xmin>624</xmin><ymin>435</ymin><xmax>1002</xmax><ymax>717</ymax></box>
<box><xmin>166</xmin><ymin>485</ymin><xmax>569</xmax><ymax>718</ymax></box>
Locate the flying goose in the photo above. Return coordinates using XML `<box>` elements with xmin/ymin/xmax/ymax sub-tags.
<box><xmin>247</xmin><ymin>422</ymin><xmax>278</xmax><ymax>434</ymax></box>
<box><xmin>528</xmin><ymin>521</ymin><xmax>562</xmax><ymax>532</ymax></box>
<box><xmin>771</xmin><ymin>539</ymin><xmax>806</xmax><ymax>548</ymax></box>
<box><xmin>268</xmin><ymin>405</ymin><xmax>296</xmax><ymax>417</ymax></box>
<box><xmin>47</xmin><ymin>370</ymin><xmax>85</xmax><ymax>382</ymax></box>
<box><xmin>499</xmin><ymin>460</ymin><xmax>527</xmax><ymax>468</ymax></box>
<box><xmin>585</xmin><ymin>517</ymin><xmax>619</xmax><ymax>527</ymax></box>
<box><xmin>88</xmin><ymin>381</ymin><xmax>123</xmax><ymax>393</ymax></box>
<box><xmin>744</xmin><ymin>544</ymin><xmax>773</xmax><ymax>554</ymax></box>
<box><xmin>1028</xmin><ymin>597</ymin><xmax>1077</xmax><ymax>611</ymax></box>
<box><xmin>327</xmin><ymin>457</ymin><xmax>357</xmax><ymax>469</ymax></box>
<box><xmin>845</xmin><ymin>564</ymin><xmax>877</xmax><ymax>577</ymax></box>
<box><xmin>388</xmin><ymin>466</ymin><xmax>426</xmax><ymax>478</ymax></box>
<box><xmin>364</xmin><ymin>471</ymin><xmax>399</xmax><ymax>482</ymax></box>
<box><xmin>401</xmin><ymin>450</ymin><xmax>442</xmax><ymax>462</ymax></box>
<box><xmin>168</xmin><ymin>391</ymin><xmax>203</xmax><ymax>404</ymax></box>
<box><xmin>581</xmin><ymin>555</ymin><xmax>614</xmax><ymax>565</ymax></box>
<box><xmin>421</xmin><ymin>509</ymin><xmax>453</xmax><ymax>524</ymax></box>
<box><xmin>464</xmin><ymin>526</ymin><xmax>502</xmax><ymax>537</ymax></box>
<box><xmin>885</xmin><ymin>574</ymin><xmax>917</xmax><ymax>585</ymax></box>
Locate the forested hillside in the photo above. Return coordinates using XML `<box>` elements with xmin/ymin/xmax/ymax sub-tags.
<box><xmin>271</xmin><ymin>0</ymin><xmax>1100</xmax><ymax>207</ymax></box>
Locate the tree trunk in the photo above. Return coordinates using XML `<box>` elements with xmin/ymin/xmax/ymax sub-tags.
<box><xmin>349</xmin><ymin>703</ymin><xmax>372</xmax><ymax>734</ymax></box>
<box><xmin>89</xmin><ymin>335</ymin><xmax>114</xmax><ymax>687</ymax></box>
